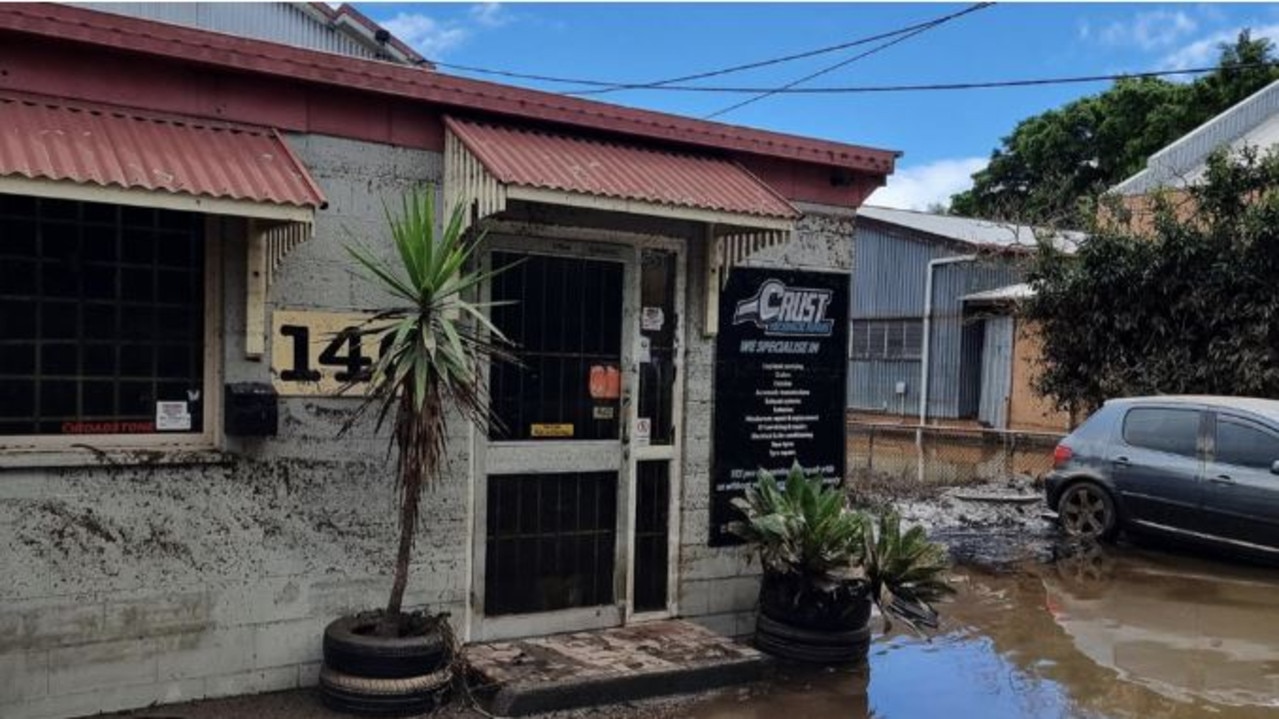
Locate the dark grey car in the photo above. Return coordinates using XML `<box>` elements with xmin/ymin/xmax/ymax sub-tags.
<box><xmin>1044</xmin><ymin>396</ymin><xmax>1279</xmax><ymax>558</ymax></box>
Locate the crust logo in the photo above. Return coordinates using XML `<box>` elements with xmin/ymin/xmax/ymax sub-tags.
<box><xmin>732</xmin><ymin>279</ymin><xmax>834</xmax><ymax>337</ymax></box>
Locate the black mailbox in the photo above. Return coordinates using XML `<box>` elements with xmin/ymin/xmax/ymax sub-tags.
<box><xmin>225</xmin><ymin>382</ymin><xmax>278</xmax><ymax>437</ymax></box>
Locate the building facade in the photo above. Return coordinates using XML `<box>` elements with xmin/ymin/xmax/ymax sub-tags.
<box><xmin>0</xmin><ymin>6</ymin><xmax>891</xmax><ymax>718</ymax></box>
<box><xmin>848</xmin><ymin>206</ymin><xmax>1071</xmax><ymax>431</ymax></box>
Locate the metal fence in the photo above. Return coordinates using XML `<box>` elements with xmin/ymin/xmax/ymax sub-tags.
<box><xmin>847</xmin><ymin>420</ymin><xmax>1063</xmax><ymax>489</ymax></box>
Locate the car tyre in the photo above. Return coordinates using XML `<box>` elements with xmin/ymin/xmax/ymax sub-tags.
<box><xmin>1057</xmin><ymin>482</ymin><xmax>1118</xmax><ymax>541</ymax></box>
<box><xmin>319</xmin><ymin>666</ymin><xmax>450</xmax><ymax>717</ymax></box>
<box><xmin>323</xmin><ymin>615</ymin><xmax>449</xmax><ymax>679</ymax></box>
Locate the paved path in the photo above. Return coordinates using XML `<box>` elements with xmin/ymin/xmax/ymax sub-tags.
<box><xmin>469</xmin><ymin>620</ymin><xmax>771</xmax><ymax>716</ymax></box>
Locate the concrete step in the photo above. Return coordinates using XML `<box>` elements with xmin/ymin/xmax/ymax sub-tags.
<box><xmin>466</xmin><ymin>620</ymin><xmax>772</xmax><ymax>716</ymax></box>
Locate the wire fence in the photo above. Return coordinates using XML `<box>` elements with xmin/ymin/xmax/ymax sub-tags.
<box><xmin>847</xmin><ymin>420</ymin><xmax>1063</xmax><ymax>492</ymax></box>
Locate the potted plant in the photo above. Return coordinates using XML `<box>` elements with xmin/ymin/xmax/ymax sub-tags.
<box><xmin>318</xmin><ymin>188</ymin><xmax>514</xmax><ymax>715</ymax></box>
<box><xmin>730</xmin><ymin>464</ymin><xmax>952</xmax><ymax>664</ymax></box>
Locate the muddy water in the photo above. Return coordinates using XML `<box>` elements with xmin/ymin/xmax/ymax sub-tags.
<box><xmin>689</xmin><ymin>546</ymin><xmax>1279</xmax><ymax>718</ymax></box>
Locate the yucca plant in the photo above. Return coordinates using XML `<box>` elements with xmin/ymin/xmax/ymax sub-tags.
<box><xmin>344</xmin><ymin>186</ymin><xmax>515</xmax><ymax>636</ymax></box>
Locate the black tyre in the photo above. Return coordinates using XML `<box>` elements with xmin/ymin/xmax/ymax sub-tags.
<box><xmin>1057</xmin><ymin>482</ymin><xmax>1118</xmax><ymax>541</ymax></box>
<box><xmin>754</xmin><ymin>614</ymin><xmax>870</xmax><ymax>664</ymax></box>
<box><xmin>323</xmin><ymin>615</ymin><xmax>449</xmax><ymax>679</ymax></box>
<box><xmin>319</xmin><ymin>666</ymin><xmax>450</xmax><ymax>717</ymax></box>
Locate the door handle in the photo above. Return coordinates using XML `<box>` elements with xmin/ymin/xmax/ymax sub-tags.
<box><xmin>1113</xmin><ymin>456</ymin><xmax>1131</xmax><ymax>465</ymax></box>
<box><xmin>1208</xmin><ymin>474</ymin><xmax>1235</xmax><ymax>485</ymax></box>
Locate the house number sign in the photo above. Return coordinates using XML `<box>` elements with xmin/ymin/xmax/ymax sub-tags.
<box><xmin>270</xmin><ymin>309</ymin><xmax>386</xmax><ymax>396</ymax></box>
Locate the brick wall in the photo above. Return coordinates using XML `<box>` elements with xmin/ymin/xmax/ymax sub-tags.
<box><xmin>1008</xmin><ymin>319</ymin><xmax>1071</xmax><ymax>432</ymax></box>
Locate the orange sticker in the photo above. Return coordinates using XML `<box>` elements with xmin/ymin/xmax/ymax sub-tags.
<box><xmin>589</xmin><ymin>364</ymin><xmax>621</xmax><ymax>400</ymax></box>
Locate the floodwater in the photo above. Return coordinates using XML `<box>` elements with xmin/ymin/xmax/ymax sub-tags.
<box><xmin>688</xmin><ymin>545</ymin><xmax>1279</xmax><ymax>718</ymax></box>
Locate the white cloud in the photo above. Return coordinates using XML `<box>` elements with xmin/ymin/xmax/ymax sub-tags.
<box><xmin>381</xmin><ymin>12</ymin><xmax>470</xmax><ymax>58</ymax></box>
<box><xmin>868</xmin><ymin>157</ymin><xmax>988</xmax><ymax>212</ymax></box>
<box><xmin>1098</xmin><ymin>10</ymin><xmax>1198</xmax><ymax>51</ymax></box>
<box><xmin>1161</xmin><ymin>23</ymin><xmax>1279</xmax><ymax>70</ymax></box>
<box><xmin>470</xmin><ymin>3</ymin><xmax>511</xmax><ymax>28</ymax></box>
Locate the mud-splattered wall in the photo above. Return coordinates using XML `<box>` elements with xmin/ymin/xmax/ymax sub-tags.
<box><xmin>0</xmin><ymin>135</ymin><xmax>467</xmax><ymax>719</ymax></box>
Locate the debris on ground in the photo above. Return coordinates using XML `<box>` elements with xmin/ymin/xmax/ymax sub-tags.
<box><xmin>850</xmin><ymin>473</ymin><xmax>1061</xmax><ymax>571</ymax></box>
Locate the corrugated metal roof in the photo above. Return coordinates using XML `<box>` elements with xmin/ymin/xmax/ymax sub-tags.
<box><xmin>446</xmin><ymin>117</ymin><xmax>800</xmax><ymax>220</ymax></box>
<box><xmin>857</xmin><ymin>205</ymin><xmax>1083</xmax><ymax>251</ymax></box>
<box><xmin>1114</xmin><ymin>80</ymin><xmax>1279</xmax><ymax>196</ymax></box>
<box><xmin>2</xmin><ymin>5</ymin><xmax>898</xmax><ymax>177</ymax></box>
<box><xmin>0</xmin><ymin>92</ymin><xmax>326</xmax><ymax>209</ymax></box>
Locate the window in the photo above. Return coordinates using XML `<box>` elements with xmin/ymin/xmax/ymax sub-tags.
<box><xmin>1215</xmin><ymin>417</ymin><xmax>1279</xmax><ymax>470</ymax></box>
<box><xmin>850</xmin><ymin>319</ymin><xmax>923</xmax><ymax>360</ymax></box>
<box><xmin>0</xmin><ymin>194</ymin><xmax>208</xmax><ymax>442</ymax></box>
<box><xmin>488</xmin><ymin>252</ymin><xmax>623</xmax><ymax>441</ymax></box>
<box><xmin>1122</xmin><ymin>408</ymin><xmax>1200</xmax><ymax>457</ymax></box>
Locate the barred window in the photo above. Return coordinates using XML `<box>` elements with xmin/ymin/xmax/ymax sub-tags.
<box><xmin>0</xmin><ymin>194</ymin><xmax>208</xmax><ymax>440</ymax></box>
<box><xmin>850</xmin><ymin>319</ymin><xmax>924</xmax><ymax>360</ymax></box>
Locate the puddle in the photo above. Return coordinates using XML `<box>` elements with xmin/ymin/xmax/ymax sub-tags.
<box><xmin>688</xmin><ymin>546</ymin><xmax>1279</xmax><ymax>718</ymax></box>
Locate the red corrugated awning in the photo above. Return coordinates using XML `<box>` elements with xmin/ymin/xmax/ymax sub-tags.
<box><xmin>0</xmin><ymin>92</ymin><xmax>326</xmax><ymax>222</ymax></box>
<box><xmin>445</xmin><ymin>117</ymin><xmax>799</xmax><ymax>223</ymax></box>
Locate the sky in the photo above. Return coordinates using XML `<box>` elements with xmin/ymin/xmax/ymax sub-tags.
<box><xmin>357</xmin><ymin>2</ymin><xmax>1279</xmax><ymax>210</ymax></box>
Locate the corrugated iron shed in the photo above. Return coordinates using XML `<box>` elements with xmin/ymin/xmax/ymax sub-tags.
<box><xmin>1115</xmin><ymin>79</ymin><xmax>1279</xmax><ymax>196</ymax></box>
<box><xmin>857</xmin><ymin>205</ymin><xmax>1083</xmax><ymax>251</ymax></box>
<box><xmin>0</xmin><ymin>92</ymin><xmax>326</xmax><ymax>209</ymax></box>
<box><xmin>446</xmin><ymin>118</ymin><xmax>800</xmax><ymax>220</ymax></box>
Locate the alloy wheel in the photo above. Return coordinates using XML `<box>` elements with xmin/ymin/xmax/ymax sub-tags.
<box><xmin>1059</xmin><ymin>485</ymin><xmax>1111</xmax><ymax>538</ymax></box>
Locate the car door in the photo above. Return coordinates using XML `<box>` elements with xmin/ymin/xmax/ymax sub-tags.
<box><xmin>1110</xmin><ymin>406</ymin><xmax>1206</xmax><ymax>531</ymax></box>
<box><xmin>1202</xmin><ymin>412</ymin><xmax>1279</xmax><ymax>552</ymax></box>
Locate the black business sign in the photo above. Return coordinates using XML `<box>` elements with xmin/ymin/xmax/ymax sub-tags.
<box><xmin>709</xmin><ymin>267</ymin><xmax>849</xmax><ymax>546</ymax></box>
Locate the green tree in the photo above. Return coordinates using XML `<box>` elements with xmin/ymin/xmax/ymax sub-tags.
<box><xmin>1024</xmin><ymin>148</ymin><xmax>1279</xmax><ymax>416</ymax></box>
<box><xmin>951</xmin><ymin>31</ymin><xmax>1279</xmax><ymax>226</ymax></box>
<box><xmin>345</xmin><ymin>188</ymin><xmax>514</xmax><ymax>635</ymax></box>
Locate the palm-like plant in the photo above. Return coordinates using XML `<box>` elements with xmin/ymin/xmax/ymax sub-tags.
<box><xmin>730</xmin><ymin>465</ymin><xmax>866</xmax><ymax>589</ymax></box>
<box><xmin>345</xmin><ymin>187</ymin><xmax>513</xmax><ymax>636</ymax></box>
<box><xmin>731</xmin><ymin>463</ymin><xmax>953</xmax><ymax>636</ymax></box>
<box><xmin>862</xmin><ymin>512</ymin><xmax>953</xmax><ymax>632</ymax></box>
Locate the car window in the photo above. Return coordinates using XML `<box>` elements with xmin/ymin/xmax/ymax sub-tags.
<box><xmin>1122</xmin><ymin>408</ymin><xmax>1200</xmax><ymax>457</ymax></box>
<box><xmin>1216</xmin><ymin>417</ymin><xmax>1279</xmax><ymax>470</ymax></box>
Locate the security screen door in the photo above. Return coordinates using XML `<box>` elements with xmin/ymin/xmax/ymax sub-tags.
<box><xmin>473</xmin><ymin>234</ymin><xmax>682</xmax><ymax>641</ymax></box>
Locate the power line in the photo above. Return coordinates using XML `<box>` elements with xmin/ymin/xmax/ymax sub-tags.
<box><xmin>426</xmin><ymin>4</ymin><xmax>994</xmax><ymax>94</ymax></box>
<box><xmin>704</xmin><ymin>2</ymin><xmax>994</xmax><ymax>119</ymax></box>
<box><xmin>564</xmin><ymin>4</ymin><xmax>997</xmax><ymax>97</ymax></box>
<box><xmin>562</xmin><ymin>62</ymin><xmax>1279</xmax><ymax>95</ymax></box>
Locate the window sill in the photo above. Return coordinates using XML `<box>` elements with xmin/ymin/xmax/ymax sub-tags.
<box><xmin>0</xmin><ymin>445</ymin><xmax>233</xmax><ymax>470</ymax></box>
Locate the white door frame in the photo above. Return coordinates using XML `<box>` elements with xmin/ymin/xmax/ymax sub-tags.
<box><xmin>466</xmin><ymin>222</ymin><xmax>686</xmax><ymax>642</ymax></box>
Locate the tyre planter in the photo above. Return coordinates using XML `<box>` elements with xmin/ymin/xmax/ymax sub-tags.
<box><xmin>753</xmin><ymin>571</ymin><xmax>872</xmax><ymax>664</ymax></box>
<box><xmin>320</xmin><ymin>666</ymin><xmax>451</xmax><ymax>716</ymax></box>
<box><xmin>320</xmin><ymin>613</ymin><xmax>453</xmax><ymax>716</ymax></box>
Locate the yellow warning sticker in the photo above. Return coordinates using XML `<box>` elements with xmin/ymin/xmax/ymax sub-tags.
<box><xmin>531</xmin><ymin>423</ymin><xmax>575</xmax><ymax>438</ymax></box>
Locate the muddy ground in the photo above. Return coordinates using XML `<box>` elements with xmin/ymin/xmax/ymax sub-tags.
<box><xmin>848</xmin><ymin>471</ymin><xmax>1061</xmax><ymax>570</ymax></box>
<box><xmin>100</xmin><ymin>689</ymin><xmax>703</xmax><ymax>719</ymax></box>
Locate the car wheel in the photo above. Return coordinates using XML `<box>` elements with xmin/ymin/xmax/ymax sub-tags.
<box><xmin>1057</xmin><ymin>482</ymin><xmax>1118</xmax><ymax>541</ymax></box>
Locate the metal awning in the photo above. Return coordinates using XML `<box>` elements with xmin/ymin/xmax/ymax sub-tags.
<box><xmin>0</xmin><ymin>91</ymin><xmax>327</xmax><ymax>222</ymax></box>
<box><xmin>443</xmin><ymin>116</ymin><xmax>802</xmax><ymax>336</ymax></box>
<box><xmin>0</xmin><ymin>92</ymin><xmax>329</xmax><ymax>358</ymax></box>
<box><xmin>443</xmin><ymin>116</ymin><xmax>799</xmax><ymax>232</ymax></box>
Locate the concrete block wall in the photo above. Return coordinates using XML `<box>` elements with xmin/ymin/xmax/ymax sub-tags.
<box><xmin>0</xmin><ymin>135</ymin><xmax>469</xmax><ymax>719</ymax></box>
<box><xmin>677</xmin><ymin>206</ymin><xmax>856</xmax><ymax>637</ymax></box>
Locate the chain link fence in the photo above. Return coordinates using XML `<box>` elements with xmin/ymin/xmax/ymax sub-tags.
<box><xmin>847</xmin><ymin>420</ymin><xmax>1063</xmax><ymax>501</ymax></box>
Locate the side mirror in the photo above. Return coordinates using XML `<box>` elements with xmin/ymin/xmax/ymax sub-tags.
<box><xmin>1271</xmin><ymin>460</ymin><xmax>1279</xmax><ymax>476</ymax></box>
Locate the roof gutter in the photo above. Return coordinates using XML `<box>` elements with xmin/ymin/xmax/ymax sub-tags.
<box><xmin>919</xmin><ymin>255</ymin><xmax>977</xmax><ymax>425</ymax></box>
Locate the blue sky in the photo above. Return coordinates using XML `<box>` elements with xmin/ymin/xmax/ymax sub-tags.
<box><xmin>359</xmin><ymin>2</ymin><xmax>1279</xmax><ymax>210</ymax></box>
